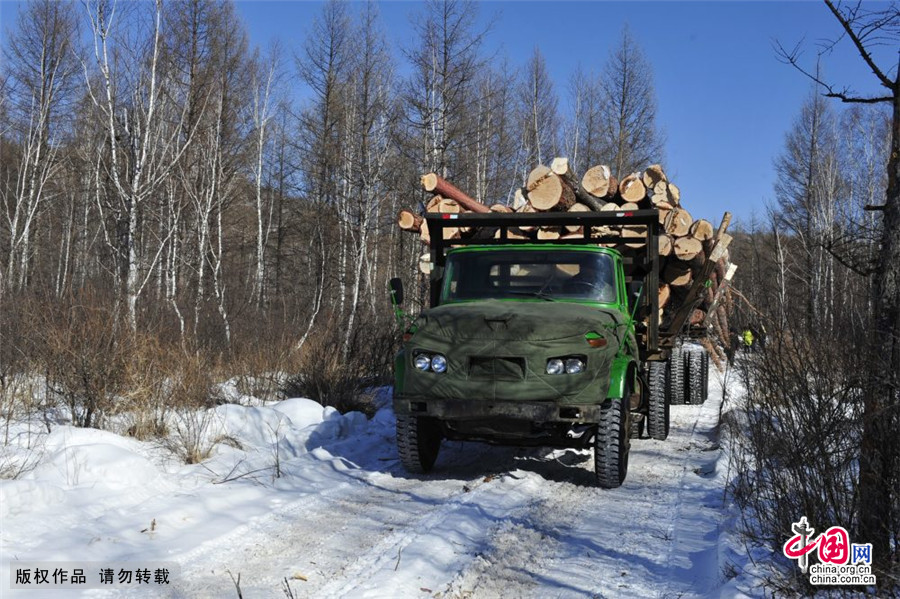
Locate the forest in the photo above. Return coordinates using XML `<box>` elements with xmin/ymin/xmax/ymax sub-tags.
<box><xmin>1</xmin><ymin>0</ymin><xmax>898</xmax><ymax>590</ymax></box>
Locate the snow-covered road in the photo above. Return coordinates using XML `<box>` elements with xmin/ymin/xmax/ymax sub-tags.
<box><xmin>2</xmin><ymin>368</ymin><xmax>747</xmax><ymax>598</ymax></box>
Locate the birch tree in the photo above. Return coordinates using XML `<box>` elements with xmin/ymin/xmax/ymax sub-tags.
<box><xmin>82</xmin><ymin>0</ymin><xmax>194</xmax><ymax>331</ymax></box>
<box><xmin>249</xmin><ymin>45</ymin><xmax>280</xmax><ymax>308</ymax></box>
<box><xmin>1</xmin><ymin>0</ymin><xmax>80</xmax><ymax>295</ymax></box>
<box><xmin>518</xmin><ymin>47</ymin><xmax>559</xmax><ymax>172</ymax></box>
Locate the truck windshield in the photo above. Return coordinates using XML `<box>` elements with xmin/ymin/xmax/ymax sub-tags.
<box><xmin>442</xmin><ymin>250</ymin><xmax>616</xmax><ymax>303</ymax></box>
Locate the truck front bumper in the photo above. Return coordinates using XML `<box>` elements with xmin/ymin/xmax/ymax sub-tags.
<box><xmin>394</xmin><ymin>396</ymin><xmax>609</xmax><ymax>423</ymax></box>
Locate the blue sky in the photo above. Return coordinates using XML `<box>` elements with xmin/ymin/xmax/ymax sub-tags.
<box><xmin>2</xmin><ymin>0</ymin><xmax>894</xmax><ymax>225</ymax></box>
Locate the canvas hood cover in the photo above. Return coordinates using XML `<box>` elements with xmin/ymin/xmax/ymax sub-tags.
<box><xmin>413</xmin><ymin>300</ymin><xmax>620</xmax><ymax>342</ymax></box>
<box><xmin>400</xmin><ymin>300</ymin><xmax>624</xmax><ymax>404</ymax></box>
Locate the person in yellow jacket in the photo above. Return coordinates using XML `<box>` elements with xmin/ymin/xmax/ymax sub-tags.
<box><xmin>742</xmin><ymin>328</ymin><xmax>754</xmax><ymax>349</ymax></box>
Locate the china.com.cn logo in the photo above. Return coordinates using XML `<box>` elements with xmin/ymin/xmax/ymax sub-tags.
<box><xmin>782</xmin><ymin>517</ymin><xmax>877</xmax><ymax>586</ymax></box>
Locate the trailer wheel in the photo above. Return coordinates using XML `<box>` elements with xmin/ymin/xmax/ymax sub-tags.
<box><xmin>595</xmin><ymin>397</ymin><xmax>630</xmax><ymax>488</ymax></box>
<box><xmin>667</xmin><ymin>346</ymin><xmax>686</xmax><ymax>405</ymax></box>
<box><xmin>630</xmin><ymin>413</ymin><xmax>644</xmax><ymax>439</ymax></box>
<box><xmin>646</xmin><ymin>361</ymin><xmax>670</xmax><ymax>440</ymax></box>
<box><xmin>396</xmin><ymin>414</ymin><xmax>442</xmax><ymax>473</ymax></box>
<box><xmin>685</xmin><ymin>348</ymin><xmax>706</xmax><ymax>405</ymax></box>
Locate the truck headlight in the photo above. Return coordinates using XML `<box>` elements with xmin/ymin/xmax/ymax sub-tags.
<box><xmin>546</xmin><ymin>359</ymin><xmax>565</xmax><ymax>375</ymax></box>
<box><xmin>431</xmin><ymin>354</ymin><xmax>448</xmax><ymax>373</ymax></box>
<box><xmin>414</xmin><ymin>354</ymin><xmax>432</xmax><ymax>371</ymax></box>
<box><xmin>547</xmin><ymin>356</ymin><xmax>586</xmax><ymax>375</ymax></box>
<box><xmin>565</xmin><ymin>358</ymin><xmax>585</xmax><ymax>374</ymax></box>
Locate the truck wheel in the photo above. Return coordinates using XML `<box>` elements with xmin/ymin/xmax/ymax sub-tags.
<box><xmin>646</xmin><ymin>361</ymin><xmax>669</xmax><ymax>440</ymax></box>
<box><xmin>686</xmin><ymin>348</ymin><xmax>706</xmax><ymax>405</ymax></box>
<box><xmin>667</xmin><ymin>347</ymin><xmax>685</xmax><ymax>405</ymax></box>
<box><xmin>595</xmin><ymin>398</ymin><xmax>629</xmax><ymax>488</ymax></box>
<box><xmin>701</xmin><ymin>351</ymin><xmax>710</xmax><ymax>401</ymax></box>
<box><xmin>396</xmin><ymin>414</ymin><xmax>442</xmax><ymax>474</ymax></box>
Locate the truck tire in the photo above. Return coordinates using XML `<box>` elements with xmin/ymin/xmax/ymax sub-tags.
<box><xmin>701</xmin><ymin>351</ymin><xmax>710</xmax><ymax>401</ymax></box>
<box><xmin>685</xmin><ymin>348</ymin><xmax>706</xmax><ymax>405</ymax></box>
<box><xmin>667</xmin><ymin>346</ymin><xmax>686</xmax><ymax>405</ymax></box>
<box><xmin>396</xmin><ymin>414</ymin><xmax>442</xmax><ymax>474</ymax></box>
<box><xmin>595</xmin><ymin>398</ymin><xmax>630</xmax><ymax>488</ymax></box>
<box><xmin>646</xmin><ymin>361</ymin><xmax>669</xmax><ymax>440</ymax></box>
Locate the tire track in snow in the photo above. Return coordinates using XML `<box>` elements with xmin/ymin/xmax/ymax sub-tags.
<box><xmin>167</xmin><ymin>437</ymin><xmax>524</xmax><ymax>597</ymax></box>
<box><xmin>443</xmin><ymin>368</ymin><xmax>730</xmax><ymax>599</ymax></box>
<box><xmin>313</xmin><ymin>471</ymin><xmax>539</xmax><ymax>599</ymax></box>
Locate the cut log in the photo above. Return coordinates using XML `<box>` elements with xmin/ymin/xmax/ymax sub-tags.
<box><xmin>513</xmin><ymin>188</ymin><xmax>528</xmax><ymax>210</ymax></box>
<box><xmin>673</xmin><ymin>237</ymin><xmax>703</xmax><ymax>261</ymax></box>
<box><xmin>419</xmin><ymin>217</ymin><xmax>458</xmax><ymax>242</ymax></box>
<box><xmin>659</xmin><ymin>283</ymin><xmax>671</xmax><ymax>309</ymax></box>
<box><xmin>592</xmin><ymin>226</ymin><xmax>619</xmax><ymax>239</ymax></box>
<box><xmin>689</xmin><ymin>218</ymin><xmax>714</xmax><ymax>241</ymax></box>
<box><xmin>619</xmin><ymin>173</ymin><xmax>646</xmax><ymax>203</ymax></box>
<box><xmin>418</xmin><ymin>252</ymin><xmax>432</xmax><ymax>275</ymax></box>
<box><xmin>536</xmin><ymin>227</ymin><xmax>561</xmax><ymax>240</ymax></box>
<box><xmin>665</xmin><ymin>207</ymin><xmax>693</xmax><ymax>237</ymax></box>
<box><xmin>439</xmin><ymin>198</ymin><xmax>460</xmax><ymax>213</ymax></box>
<box><xmin>421</xmin><ymin>173</ymin><xmax>490</xmax><ymax>213</ymax></box>
<box><xmin>666</xmin><ymin>182</ymin><xmax>681</xmax><ymax>206</ymax></box>
<box><xmin>425</xmin><ymin>195</ymin><xmax>443</xmax><ymax>212</ymax></box>
<box><xmin>490</xmin><ymin>203</ymin><xmax>513</xmax><ymax>213</ymax></box>
<box><xmin>526</xmin><ymin>165</ymin><xmax>576</xmax><ymax>211</ymax></box>
<box><xmin>642</xmin><ymin>164</ymin><xmax>667</xmax><ymax>189</ymax></box>
<box><xmin>664</xmin><ymin>262</ymin><xmax>693</xmax><ymax>288</ymax></box>
<box><xmin>516</xmin><ymin>202</ymin><xmax>539</xmax><ymax>232</ymax></box>
<box><xmin>657</xmin><ymin>204</ymin><xmax>672</xmax><ymax>225</ymax></box>
<box><xmin>619</xmin><ymin>202</ymin><xmax>640</xmax><ymax>211</ymax></box>
<box><xmin>621</xmin><ymin>225</ymin><xmax>647</xmax><ymax>248</ymax></box>
<box><xmin>493</xmin><ymin>228</ymin><xmax>529</xmax><ymax>240</ymax></box>
<box><xmin>581</xmin><ymin>165</ymin><xmax>617</xmax><ymax>199</ymax></box>
<box><xmin>658</xmin><ymin>233</ymin><xmax>673</xmax><ymax>257</ymax></box>
<box><xmin>597</xmin><ymin>202</ymin><xmax>622</xmax><ymax>235</ymax></box>
<box><xmin>550</xmin><ymin>157</ymin><xmax>606</xmax><ymax>210</ymax></box>
<box><xmin>397</xmin><ymin>209</ymin><xmax>423</xmax><ymax>231</ymax></box>
<box><xmin>565</xmin><ymin>202</ymin><xmax>593</xmax><ymax>232</ymax></box>
<box><xmin>649</xmin><ymin>182</ymin><xmax>670</xmax><ymax>207</ymax></box>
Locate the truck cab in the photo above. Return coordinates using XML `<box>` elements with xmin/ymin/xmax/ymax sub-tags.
<box><xmin>392</xmin><ymin>211</ymin><xmax>664</xmax><ymax>488</ymax></box>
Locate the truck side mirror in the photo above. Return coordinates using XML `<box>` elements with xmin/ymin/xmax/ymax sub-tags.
<box><xmin>389</xmin><ymin>277</ymin><xmax>404</xmax><ymax>306</ymax></box>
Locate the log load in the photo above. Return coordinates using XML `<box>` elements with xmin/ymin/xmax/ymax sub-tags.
<box><xmin>400</xmin><ymin>160</ymin><xmax>737</xmax><ymax>355</ymax></box>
